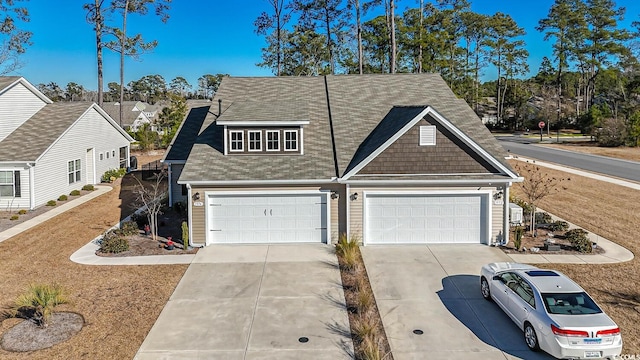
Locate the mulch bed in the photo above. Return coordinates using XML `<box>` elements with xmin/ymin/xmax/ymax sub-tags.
<box><xmin>500</xmin><ymin>227</ymin><xmax>605</xmax><ymax>255</ymax></box>
<box><xmin>1</xmin><ymin>313</ymin><xmax>84</xmax><ymax>352</ymax></box>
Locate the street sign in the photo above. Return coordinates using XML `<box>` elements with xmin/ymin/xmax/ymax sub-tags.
<box><xmin>538</xmin><ymin>121</ymin><xmax>545</xmax><ymax>129</ymax></box>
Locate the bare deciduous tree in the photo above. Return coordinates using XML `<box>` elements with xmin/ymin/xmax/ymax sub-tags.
<box><xmin>132</xmin><ymin>170</ymin><xmax>167</xmax><ymax>241</ymax></box>
<box><xmin>514</xmin><ymin>163</ymin><xmax>566</xmax><ymax>235</ymax></box>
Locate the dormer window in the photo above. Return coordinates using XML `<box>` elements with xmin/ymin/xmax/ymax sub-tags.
<box><xmin>284</xmin><ymin>130</ymin><xmax>298</xmax><ymax>151</ymax></box>
<box><xmin>248</xmin><ymin>130</ymin><xmax>262</xmax><ymax>151</ymax></box>
<box><xmin>230</xmin><ymin>130</ymin><xmax>244</xmax><ymax>152</ymax></box>
<box><xmin>266</xmin><ymin>130</ymin><xmax>280</xmax><ymax>151</ymax></box>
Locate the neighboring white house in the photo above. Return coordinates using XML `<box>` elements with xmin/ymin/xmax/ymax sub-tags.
<box><xmin>101</xmin><ymin>101</ymin><xmax>154</xmax><ymax>132</ymax></box>
<box><xmin>0</xmin><ymin>77</ymin><xmax>134</xmax><ymax>210</ymax></box>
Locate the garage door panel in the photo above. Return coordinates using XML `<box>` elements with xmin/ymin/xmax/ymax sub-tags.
<box><xmin>366</xmin><ymin>194</ymin><xmax>487</xmax><ymax>245</ymax></box>
<box><xmin>207</xmin><ymin>194</ymin><xmax>326</xmax><ymax>244</ymax></box>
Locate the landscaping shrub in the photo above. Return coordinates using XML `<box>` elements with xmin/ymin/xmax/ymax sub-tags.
<box><xmin>70</xmin><ymin>190</ymin><xmax>81</xmax><ymax>196</ymax></box>
<box><xmin>18</xmin><ymin>209</ymin><xmax>27</xmax><ymax>215</ymax></box>
<box><xmin>10</xmin><ymin>215</ymin><xmax>19</xmax><ymax>220</ymax></box>
<box><xmin>565</xmin><ymin>229</ymin><xmax>592</xmax><ymax>253</ymax></box>
<box><xmin>101</xmin><ymin>168</ymin><xmax>126</xmax><ymax>183</ymax></box>
<box><xmin>513</xmin><ymin>226</ymin><xmax>524</xmax><ymax>250</ymax></box>
<box><xmin>131</xmin><ymin>211</ymin><xmax>149</xmax><ymax>228</ymax></box>
<box><xmin>548</xmin><ymin>220</ymin><xmax>569</xmax><ymax>232</ymax></box>
<box><xmin>10</xmin><ymin>283</ymin><xmax>68</xmax><ymax>328</ymax></box>
<box><xmin>181</xmin><ymin>221</ymin><xmax>189</xmax><ymax>248</ymax></box>
<box><xmin>46</xmin><ymin>200</ymin><xmax>56</xmax><ymax>206</ymax></box>
<box><xmin>100</xmin><ymin>230</ymin><xmax>129</xmax><ymax>253</ymax></box>
<box><xmin>535</xmin><ymin>212</ymin><xmax>553</xmax><ymax>224</ymax></box>
<box><xmin>336</xmin><ymin>233</ymin><xmax>360</xmax><ymax>271</ymax></box>
<box><xmin>58</xmin><ymin>194</ymin><xmax>68</xmax><ymax>201</ymax></box>
<box><xmin>120</xmin><ymin>221</ymin><xmax>139</xmax><ymax>236</ymax></box>
<box><xmin>82</xmin><ymin>184</ymin><xmax>95</xmax><ymax>191</ymax></box>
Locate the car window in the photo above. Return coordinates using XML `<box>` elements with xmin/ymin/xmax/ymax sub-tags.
<box><xmin>542</xmin><ymin>292</ymin><xmax>602</xmax><ymax>315</ymax></box>
<box><xmin>513</xmin><ymin>281</ymin><xmax>536</xmax><ymax>308</ymax></box>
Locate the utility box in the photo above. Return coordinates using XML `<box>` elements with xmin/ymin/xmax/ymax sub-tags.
<box><xmin>509</xmin><ymin>203</ymin><xmax>523</xmax><ymax>225</ymax></box>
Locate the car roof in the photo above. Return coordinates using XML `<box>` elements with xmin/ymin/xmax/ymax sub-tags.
<box><xmin>514</xmin><ymin>269</ymin><xmax>584</xmax><ymax>293</ymax></box>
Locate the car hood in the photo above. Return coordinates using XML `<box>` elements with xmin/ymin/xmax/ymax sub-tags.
<box><xmin>549</xmin><ymin>313</ymin><xmax>618</xmax><ymax>329</ymax></box>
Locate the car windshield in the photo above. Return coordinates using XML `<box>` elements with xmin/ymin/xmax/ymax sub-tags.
<box><xmin>541</xmin><ymin>292</ymin><xmax>602</xmax><ymax>315</ymax></box>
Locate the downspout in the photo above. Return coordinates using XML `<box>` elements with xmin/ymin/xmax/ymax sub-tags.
<box><xmin>27</xmin><ymin>163</ymin><xmax>35</xmax><ymax>210</ymax></box>
<box><xmin>167</xmin><ymin>163</ymin><xmax>173</xmax><ymax>207</ymax></box>
<box><xmin>346</xmin><ymin>183</ymin><xmax>351</xmax><ymax>237</ymax></box>
<box><xmin>502</xmin><ymin>184</ymin><xmax>510</xmax><ymax>246</ymax></box>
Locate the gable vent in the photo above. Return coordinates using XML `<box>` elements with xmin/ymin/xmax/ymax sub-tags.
<box><xmin>419</xmin><ymin>125</ymin><xmax>436</xmax><ymax>146</ymax></box>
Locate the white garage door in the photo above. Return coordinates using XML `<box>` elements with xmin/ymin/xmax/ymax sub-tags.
<box><xmin>365</xmin><ymin>193</ymin><xmax>488</xmax><ymax>244</ymax></box>
<box><xmin>207</xmin><ymin>193</ymin><xmax>327</xmax><ymax>244</ymax></box>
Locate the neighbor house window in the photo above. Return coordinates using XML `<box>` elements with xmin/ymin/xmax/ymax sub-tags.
<box><xmin>106</xmin><ymin>151</ymin><xmax>110</xmax><ymax>159</ymax></box>
<box><xmin>99</xmin><ymin>153</ymin><xmax>104</xmax><ymax>161</ymax></box>
<box><xmin>68</xmin><ymin>159</ymin><xmax>81</xmax><ymax>184</ymax></box>
<box><xmin>284</xmin><ymin>130</ymin><xmax>298</xmax><ymax>151</ymax></box>
<box><xmin>0</xmin><ymin>171</ymin><xmax>20</xmax><ymax>197</ymax></box>
<box><xmin>266</xmin><ymin>130</ymin><xmax>280</xmax><ymax>151</ymax></box>
<box><xmin>112</xmin><ymin>150</ymin><xmax>116</xmax><ymax>157</ymax></box>
<box><xmin>230</xmin><ymin>130</ymin><xmax>243</xmax><ymax>152</ymax></box>
<box><xmin>248</xmin><ymin>130</ymin><xmax>262</xmax><ymax>151</ymax></box>
<box><xmin>419</xmin><ymin>125</ymin><xmax>436</xmax><ymax>146</ymax></box>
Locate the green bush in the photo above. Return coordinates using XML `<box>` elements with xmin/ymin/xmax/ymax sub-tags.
<box><xmin>336</xmin><ymin>233</ymin><xmax>360</xmax><ymax>272</ymax></box>
<box><xmin>101</xmin><ymin>168</ymin><xmax>126</xmax><ymax>183</ymax></box>
<box><xmin>46</xmin><ymin>200</ymin><xmax>56</xmax><ymax>206</ymax></box>
<box><xmin>565</xmin><ymin>229</ymin><xmax>592</xmax><ymax>253</ymax></box>
<box><xmin>10</xmin><ymin>283</ymin><xmax>68</xmax><ymax>328</ymax></box>
<box><xmin>181</xmin><ymin>221</ymin><xmax>189</xmax><ymax>248</ymax></box>
<box><xmin>10</xmin><ymin>215</ymin><xmax>19</xmax><ymax>220</ymax></box>
<box><xmin>131</xmin><ymin>211</ymin><xmax>149</xmax><ymax>228</ymax></box>
<box><xmin>120</xmin><ymin>221</ymin><xmax>139</xmax><ymax>236</ymax></box>
<box><xmin>100</xmin><ymin>230</ymin><xmax>129</xmax><ymax>253</ymax></box>
<box><xmin>548</xmin><ymin>220</ymin><xmax>569</xmax><ymax>232</ymax></box>
<box><xmin>513</xmin><ymin>226</ymin><xmax>524</xmax><ymax>250</ymax></box>
<box><xmin>82</xmin><ymin>184</ymin><xmax>95</xmax><ymax>191</ymax></box>
<box><xmin>70</xmin><ymin>190</ymin><xmax>81</xmax><ymax>196</ymax></box>
<box><xmin>18</xmin><ymin>209</ymin><xmax>27</xmax><ymax>215</ymax></box>
<box><xmin>58</xmin><ymin>194</ymin><xmax>68</xmax><ymax>201</ymax></box>
<box><xmin>535</xmin><ymin>212</ymin><xmax>553</xmax><ymax>224</ymax></box>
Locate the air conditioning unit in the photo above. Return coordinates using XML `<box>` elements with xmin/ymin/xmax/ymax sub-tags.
<box><xmin>509</xmin><ymin>203</ymin><xmax>523</xmax><ymax>225</ymax></box>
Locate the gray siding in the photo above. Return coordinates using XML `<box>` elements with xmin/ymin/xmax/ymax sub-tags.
<box><xmin>33</xmin><ymin>107</ymin><xmax>130</xmax><ymax>207</ymax></box>
<box><xmin>169</xmin><ymin>164</ymin><xmax>186</xmax><ymax>206</ymax></box>
<box><xmin>0</xmin><ymin>82</ymin><xmax>47</xmax><ymax>143</ymax></box>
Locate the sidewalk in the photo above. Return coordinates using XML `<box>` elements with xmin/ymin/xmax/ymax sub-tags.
<box><xmin>0</xmin><ymin>185</ymin><xmax>113</xmax><ymax>244</ymax></box>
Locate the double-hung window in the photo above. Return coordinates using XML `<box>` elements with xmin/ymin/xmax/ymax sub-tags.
<box><xmin>284</xmin><ymin>130</ymin><xmax>298</xmax><ymax>151</ymax></box>
<box><xmin>248</xmin><ymin>130</ymin><xmax>262</xmax><ymax>151</ymax></box>
<box><xmin>0</xmin><ymin>171</ymin><xmax>20</xmax><ymax>197</ymax></box>
<box><xmin>68</xmin><ymin>159</ymin><xmax>81</xmax><ymax>184</ymax></box>
<box><xmin>230</xmin><ymin>131</ymin><xmax>244</xmax><ymax>152</ymax></box>
<box><xmin>266</xmin><ymin>130</ymin><xmax>280</xmax><ymax>151</ymax></box>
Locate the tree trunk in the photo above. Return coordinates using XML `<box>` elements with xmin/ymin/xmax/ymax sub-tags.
<box><xmin>389</xmin><ymin>0</ymin><xmax>396</xmax><ymax>74</ymax></box>
<box><xmin>418</xmin><ymin>0</ymin><xmax>423</xmax><ymax>73</ymax></box>
<box><xmin>119</xmin><ymin>0</ymin><xmax>129</xmax><ymax>127</ymax></box>
<box><xmin>474</xmin><ymin>45</ymin><xmax>479</xmax><ymax>112</ymax></box>
<box><xmin>356</xmin><ymin>0</ymin><xmax>363</xmax><ymax>74</ymax></box>
<box><xmin>324</xmin><ymin>5</ymin><xmax>334</xmax><ymax>74</ymax></box>
<box><xmin>95</xmin><ymin>0</ymin><xmax>104</xmax><ymax>106</ymax></box>
<box><xmin>276</xmin><ymin>6</ymin><xmax>282</xmax><ymax>77</ymax></box>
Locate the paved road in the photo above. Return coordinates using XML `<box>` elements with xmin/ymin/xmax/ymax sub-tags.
<box><xmin>497</xmin><ymin>137</ymin><xmax>640</xmax><ymax>183</ymax></box>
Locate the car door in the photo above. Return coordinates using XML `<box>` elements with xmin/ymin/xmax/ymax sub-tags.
<box><xmin>492</xmin><ymin>272</ymin><xmax>518</xmax><ymax>321</ymax></box>
<box><xmin>507</xmin><ymin>275</ymin><xmax>536</xmax><ymax>329</ymax></box>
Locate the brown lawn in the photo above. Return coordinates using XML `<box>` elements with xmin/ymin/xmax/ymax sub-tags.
<box><xmin>542</xmin><ymin>143</ymin><xmax>640</xmax><ymax>162</ymax></box>
<box><xmin>511</xmin><ymin>160</ymin><xmax>640</xmax><ymax>354</ymax></box>
<box><xmin>0</xmin><ymin>178</ymin><xmax>188</xmax><ymax>359</ymax></box>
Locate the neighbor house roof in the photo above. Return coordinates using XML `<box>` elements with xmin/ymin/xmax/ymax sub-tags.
<box><xmin>178</xmin><ymin>74</ymin><xmax>514</xmax><ymax>184</ymax></box>
<box><xmin>100</xmin><ymin>102</ymin><xmax>148</xmax><ymax>127</ymax></box>
<box><xmin>0</xmin><ymin>76</ymin><xmax>21</xmax><ymax>93</ymax></box>
<box><xmin>0</xmin><ymin>102</ymin><xmax>133</xmax><ymax>162</ymax></box>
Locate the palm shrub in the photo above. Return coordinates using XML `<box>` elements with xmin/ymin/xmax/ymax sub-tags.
<box><xmin>565</xmin><ymin>229</ymin><xmax>591</xmax><ymax>253</ymax></box>
<box><xmin>513</xmin><ymin>226</ymin><xmax>524</xmax><ymax>250</ymax></box>
<box><xmin>11</xmin><ymin>283</ymin><xmax>68</xmax><ymax>328</ymax></box>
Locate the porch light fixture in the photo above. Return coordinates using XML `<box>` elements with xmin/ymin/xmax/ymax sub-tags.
<box><xmin>331</xmin><ymin>191</ymin><xmax>339</xmax><ymax>200</ymax></box>
<box><xmin>350</xmin><ymin>192</ymin><xmax>358</xmax><ymax>201</ymax></box>
<box><xmin>193</xmin><ymin>192</ymin><xmax>200</xmax><ymax>201</ymax></box>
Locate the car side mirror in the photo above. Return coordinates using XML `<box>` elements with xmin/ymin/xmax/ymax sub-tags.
<box><xmin>493</xmin><ymin>275</ymin><xmax>501</xmax><ymax>281</ymax></box>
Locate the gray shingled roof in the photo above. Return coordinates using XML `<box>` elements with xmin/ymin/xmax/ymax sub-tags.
<box><xmin>100</xmin><ymin>102</ymin><xmax>145</xmax><ymax>126</ymax></box>
<box><xmin>217</xmin><ymin>100</ymin><xmax>309</xmax><ymax>123</ymax></box>
<box><xmin>0</xmin><ymin>102</ymin><xmax>93</xmax><ymax>161</ymax></box>
<box><xmin>0</xmin><ymin>76</ymin><xmax>21</xmax><ymax>92</ymax></box>
<box><xmin>164</xmin><ymin>105</ymin><xmax>212</xmax><ymax>161</ymax></box>
<box><xmin>178</xmin><ymin>74</ymin><xmax>513</xmax><ymax>183</ymax></box>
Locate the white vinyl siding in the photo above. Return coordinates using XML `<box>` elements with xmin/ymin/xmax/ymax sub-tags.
<box><xmin>266</xmin><ymin>130</ymin><xmax>279</xmax><ymax>151</ymax></box>
<box><xmin>248</xmin><ymin>130</ymin><xmax>262</xmax><ymax>151</ymax></box>
<box><xmin>0</xmin><ymin>171</ymin><xmax>18</xmax><ymax>197</ymax></box>
<box><xmin>0</xmin><ymin>82</ymin><xmax>48</xmax><ymax>143</ymax></box>
<box><xmin>33</xmin><ymin>107</ymin><xmax>130</xmax><ymax>207</ymax></box>
<box><xmin>230</xmin><ymin>131</ymin><xmax>243</xmax><ymax>152</ymax></box>
<box><xmin>284</xmin><ymin>130</ymin><xmax>298</xmax><ymax>151</ymax></box>
<box><xmin>419</xmin><ymin>125</ymin><xmax>436</xmax><ymax>146</ymax></box>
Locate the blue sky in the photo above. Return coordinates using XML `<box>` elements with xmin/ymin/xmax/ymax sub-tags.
<box><xmin>8</xmin><ymin>0</ymin><xmax>640</xmax><ymax>91</ymax></box>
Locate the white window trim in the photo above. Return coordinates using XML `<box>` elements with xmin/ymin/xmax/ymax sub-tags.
<box><xmin>229</xmin><ymin>130</ymin><xmax>244</xmax><ymax>152</ymax></box>
<box><xmin>266</xmin><ymin>130</ymin><xmax>280</xmax><ymax>151</ymax></box>
<box><xmin>0</xmin><ymin>170</ymin><xmax>17</xmax><ymax>197</ymax></box>
<box><xmin>68</xmin><ymin>159</ymin><xmax>81</xmax><ymax>184</ymax></box>
<box><xmin>284</xmin><ymin>129</ymin><xmax>299</xmax><ymax>152</ymax></box>
<box><xmin>248</xmin><ymin>130</ymin><xmax>262</xmax><ymax>152</ymax></box>
<box><xmin>419</xmin><ymin>125</ymin><xmax>436</xmax><ymax>146</ymax></box>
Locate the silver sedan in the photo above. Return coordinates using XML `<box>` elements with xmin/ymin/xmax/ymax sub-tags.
<box><xmin>480</xmin><ymin>262</ymin><xmax>622</xmax><ymax>359</ymax></box>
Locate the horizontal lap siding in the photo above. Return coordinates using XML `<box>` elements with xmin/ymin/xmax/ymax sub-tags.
<box><xmin>169</xmin><ymin>164</ymin><xmax>186</xmax><ymax>206</ymax></box>
<box><xmin>0</xmin><ymin>164</ymin><xmax>31</xmax><ymax>209</ymax></box>
<box><xmin>190</xmin><ymin>184</ymin><xmax>346</xmax><ymax>245</ymax></box>
<box><xmin>0</xmin><ymin>83</ymin><xmax>47</xmax><ymax>143</ymax></box>
<box><xmin>34</xmin><ymin>108</ymin><xmax>130</xmax><ymax>207</ymax></box>
<box><xmin>492</xmin><ymin>200</ymin><xmax>504</xmax><ymax>244</ymax></box>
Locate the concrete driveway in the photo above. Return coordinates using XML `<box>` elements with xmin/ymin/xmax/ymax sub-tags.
<box><xmin>135</xmin><ymin>244</ymin><xmax>353</xmax><ymax>360</ymax></box>
<box><xmin>361</xmin><ymin>244</ymin><xmax>555</xmax><ymax>360</ymax></box>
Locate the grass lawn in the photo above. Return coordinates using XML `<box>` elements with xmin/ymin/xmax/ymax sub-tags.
<box><xmin>511</xmin><ymin>160</ymin><xmax>640</xmax><ymax>354</ymax></box>
<box><xmin>0</xmin><ymin>180</ymin><xmax>188</xmax><ymax>359</ymax></box>
<box><xmin>542</xmin><ymin>143</ymin><xmax>640</xmax><ymax>162</ymax></box>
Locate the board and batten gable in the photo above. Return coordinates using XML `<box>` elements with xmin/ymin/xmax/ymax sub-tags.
<box><xmin>0</xmin><ymin>81</ymin><xmax>48</xmax><ymax>143</ymax></box>
<box><xmin>32</xmin><ymin>106</ymin><xmax>130</xmax><ymax>207</ymax></box>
